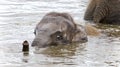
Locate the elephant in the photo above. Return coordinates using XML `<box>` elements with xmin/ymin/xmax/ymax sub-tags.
<box><xmin>31</xmin><ymin>12</ymin><xmax>88</xmax><ymax>48</ymax></box>
<box><xmin>84</xmin><ymin>0</ymin><xmax>120</xmax><ymax>25</ymax></box>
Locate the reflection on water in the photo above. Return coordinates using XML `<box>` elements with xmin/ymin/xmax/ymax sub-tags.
<box><xmin>37</xmin><ymin>43</ymin><xmax>86</xmax><ymax>57</ymax></box>
<box><xmin>0</xmin><ymin>0</ymin><xmax>120</xmax><ymax>67</ymax></box>
<box><xmin>95</xmin><ymin>24</ymin><xmax>120</xmax><ymax>37</ymax></box>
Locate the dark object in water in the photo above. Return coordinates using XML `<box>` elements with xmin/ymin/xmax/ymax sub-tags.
<box><xmin>22</xmin><ymin>40</ymin><xmax>29</xmax><ymax>52</ymax></box>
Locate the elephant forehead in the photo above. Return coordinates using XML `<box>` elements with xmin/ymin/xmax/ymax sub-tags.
<box><xmin>37</xmin><ymin>23</ymin><xmax>62</xmax><ymax>34</ymax></box>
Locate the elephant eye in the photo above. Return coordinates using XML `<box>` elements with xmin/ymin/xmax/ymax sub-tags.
<box><xmin>56</xmin><ymin>35</ymin><xmax>63</xmax><ymax>40</ymax></box>
<box><xmin>51</xmin><ymin>31</ymin><xmax>64</xmax><ymax>40</ymax></box>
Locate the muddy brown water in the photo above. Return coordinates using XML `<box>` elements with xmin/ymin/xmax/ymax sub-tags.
<box><xmin>0</xmin><ymin>0</ymin><xmax>120</xmax><ymax>67</ymax></box>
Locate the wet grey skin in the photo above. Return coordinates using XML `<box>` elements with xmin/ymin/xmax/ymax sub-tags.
<box><xmin>72</xmin><ymin>24</ymin><xmax>88</xmax><ymax>43</ymax></box>
<box><xmin>32</xmin><ymin>12</ymin><xmax>88</xmax><ymax>48</ymax></box>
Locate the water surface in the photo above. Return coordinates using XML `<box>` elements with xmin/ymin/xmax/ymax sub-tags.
<box><xmin>0</xmin><ymin>0</ymin><xmax>120</xmax><ymax>67</ymax></box>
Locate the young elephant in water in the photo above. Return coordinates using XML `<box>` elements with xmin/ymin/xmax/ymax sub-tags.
<box><xmin>32</xmin><ymin>12</ymin><xmax>88</xmax><ymax>48</ymax></box>
<box><xmin>84</xmin><ymin>0</ymin><xmax>120</xmax><ymax>25</ymax></box>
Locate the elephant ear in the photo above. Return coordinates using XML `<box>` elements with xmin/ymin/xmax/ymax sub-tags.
<box><xmin>60</xmin><ymin>21</ymin><xmax>68</xmax><ymax>32</ymax></box>
<box><xmin>60</xmin><ymin>21</ymin><xmax>76</xmax><ymax>42</ymax></box>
